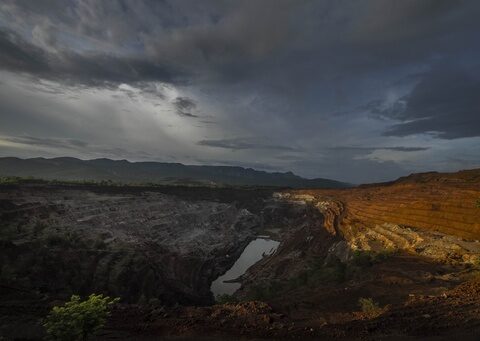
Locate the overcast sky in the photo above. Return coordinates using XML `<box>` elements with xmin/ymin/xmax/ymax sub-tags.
<box><xmin>0</xmin><ymin>0</ymin><xmax>479</xmax><ymax>184</ymax></box>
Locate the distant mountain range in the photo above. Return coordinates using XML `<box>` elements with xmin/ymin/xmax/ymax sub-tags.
<box><xmin>0</xmin><ymin>157</ymin><xmax>351</xmax><ymax>188</ymax></box>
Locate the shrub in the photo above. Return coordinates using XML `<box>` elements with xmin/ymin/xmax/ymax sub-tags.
<box><xmin>0</xmin><ymin>176</ymin><xmax>22</xmax><ymax>185</ymax></box>
<box><xmin>351</xmin><ymin>249</ymin><xmax>396</xmax><ymax>267</ymax></box>
<box><xmin>93</xmin><ymin>239</ymin><xmax>107</xmax><ymax>250</ymax></box>
<box><xmin>46</xmin><ymin>234</ymin><xmax>66</xmax><ymax>247</ymax></box>
<box><xmin>476</xmin><ymin>198</ymin><xmax>480</xmax><ymax>208</ymax></box>
<box><xmin>246</xmin><ymin>251</ymin><xmax>397</xmax><ymax>302</ymax></box>
<box><xmin>43</xmin><ymin>294</ymin><xmax>119</xmax><ymax>341</ymax></box>
<box><xmin>33</xmin><ymin>222</ymin><xmax>47</xmax><ymax>235</ymax></box>
<box><xmin>308</xmin><ymin>258</ymin><xmax>346</xmax><ymax>284</ymax></box>
<box><xmin>215</xmin><ymin>294</ymin><xmax>239</xmax><ymax>304</ymax></box>
<box><xmin>350</xmin><ymin>250</ymin><xmax>374</xmax><ymax>267</ymax></box>
<box><xmin>358</xmin><ymin>297</ymin><xmax>382</xmax><ymax>315</ymax></box>
<box><xmin>249</xmin><ymin>284</ymin><xmax>274</xmax><ymax>301</ymax></box>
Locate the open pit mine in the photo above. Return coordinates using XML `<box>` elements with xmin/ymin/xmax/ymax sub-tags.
<box><xmin>1</xmin><ymin>169</ymin><xmax>480</xmax><ymax>340</ymax></box>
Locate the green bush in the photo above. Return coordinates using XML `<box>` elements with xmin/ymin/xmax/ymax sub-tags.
<box><xmin>308</xmin><ymin>257</ymin><xmax>346</xmax><ymax>284</ymax></box>
<box><xmin>249</xmin><ymin>283</ymin><xmax>280</xmax><ymax>301</ymax></box>
<box><xmin>358</xmin><ymin>297</ymin><xmax>382</xmax><ymax>314</ymax></box>
<box><xmin>43</xmin><ymin>294</ymin><xmax>119</xmax><ymax>341</ymax></box>
<box><xmin>215</xmin><ymin>294</ymin><xmax>239</xmax><ymax>304</ymax></box>
<box><xmin>0</xmin><ymin>176</ymin><xmax>22</xmax><ymax>185</ymax></box>
<box><xmin>350</xmin><ymin>249</ymin><xmax>396</xmax><ymax>267</ymax></box>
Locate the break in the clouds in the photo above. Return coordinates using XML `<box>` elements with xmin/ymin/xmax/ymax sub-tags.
<box><xmin>0</xmin><ymin>0</ymin><xmax>479</xmax><ymax>184</ymax></box>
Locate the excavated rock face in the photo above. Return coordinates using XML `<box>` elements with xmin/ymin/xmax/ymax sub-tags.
<box><xmin>291</xmin><ymin>170</ymin><xmax>480</xmax><ymax>264</ymax></box>
<box><xmin>0</xmin><ymin>185</ymin><xmax>262</xmax><ymax>305</ymax></box>
<box><xmin>235</xmin><ymin>194</ymin><xmax>341</xmax><ymax>300</ymax></box>
<box><xmin>233</xmin><ymin>171</ymin><xmax>480</xmax><ymax>330</ymax></box>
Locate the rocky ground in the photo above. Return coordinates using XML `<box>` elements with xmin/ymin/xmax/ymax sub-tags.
<box><xmin>99</xmin><ymin>279</ymin><xmax>480</xmax><ymax>340</ymax></box>
<box><xmin>1</xmin><ymin>169</ymin><xmax>480</xmax><ymax>340</ymax></box>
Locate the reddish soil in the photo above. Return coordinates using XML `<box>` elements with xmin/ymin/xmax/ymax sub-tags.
<box><xmin>295</xmin><ymin>168</ymin><xmax>480</xmax><ymax>239</ymax></box>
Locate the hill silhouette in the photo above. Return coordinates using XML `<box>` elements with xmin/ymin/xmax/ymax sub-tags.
<box><xmin>0</xmin><ymin>157</ymin><xmax>350</xmax><ymax>188</ymax></box>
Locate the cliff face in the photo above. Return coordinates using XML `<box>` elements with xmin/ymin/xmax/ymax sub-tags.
<box><xmin>340</xmin><ymin>184</ymin><xmax>479</xmax><ymax>240</ymax></box>
<box><xmin>276</xmin><ymin>169</ymin><xmax>480</xmax><ymax>267</ymax></box>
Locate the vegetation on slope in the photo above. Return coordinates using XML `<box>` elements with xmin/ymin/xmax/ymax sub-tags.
<box><xmin>43</xmin><ymin>294</ymin><xmax>119</xmax><ymax>341</ymax></box>
<box><xmin>247</xmin><ymin>250</ymin><xmax>396</xmax><ymax>301</ymax></box>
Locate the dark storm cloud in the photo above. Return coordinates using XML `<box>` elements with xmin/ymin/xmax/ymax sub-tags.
<box><xmin>2</xmin><ymin>0</ymin><xmax>478</xmax><ymax>88</ymax></box>
<box><xmin>329</xmin><ymin>146</ymin><xmax>429</xmax><ymax>153</ymax></box>
<box><xmin>0</xmin><ymin>29</ymin><xmax>50</xmax><ymax>74</ymax></box>
<box><xmin>0</xmin><ymin>28</ymin><xmax>182</xmax><ymax>86</ymax></box>
<box><xmin>384</xmin><ymin>147</ymin><xmax>428</xmax><ymax>152</ymax></box>
<box><xmin>195</xmin><ymin>158</ymin><xmax>283</xmax><ymax>172</ymax></box>
<box><xmin>137</xmin><ymin>83</ymin><xmax>166</xmax><ymax>100</ymax></box>
<box><xmin>59</xmin><ymin>51</ymin><xmax>182</xmax><ymax>86</ymax></box>
<box><xmin>173</xmin><ymin>97</ymin><xmax>198</xmax><ymax>118</ymax></box>
<box><xmin>382</xmin><ymin>65</ymin><xmax>480</xmax><ymax>139</ymax></box>
<box><xmin>198</xmin><ymin>138</ymin><xmax>300</xmax><ymax>151</ymax></box>
<box><xmin>1</xmin><ymin>0</ymin><xmax>480</xmax><ymax>182</ymax></box>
